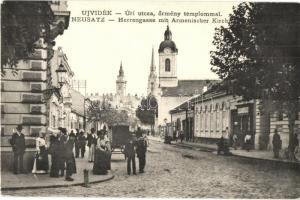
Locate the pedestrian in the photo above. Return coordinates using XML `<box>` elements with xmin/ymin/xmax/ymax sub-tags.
<box><xmin>173</xmin><ymin>130</ymin><xmax>176</xmax><ymax>141</ymax></box>
<box><xmin>224</xmin><ymin>127</ymin><xmax>230</xmax><ymax>146</ymax></box>
<box><xmin>244</xmin><ymin>133</ymin><xmax>252</xmax><ymax>152</ymax></box>
<box><xmin>107</xmin><ymin>126</ymin><xmax>113</xmax><ymax>143</ymax></box>
<box><xmin>87</xmin><ymin>128</ymin><xmax>97</xmax><ymax>162</ymax></box>
<box><xmin>64</xmin><ymin>132</ymin><xmax>77</xmax><ymax>181</ymax></box>
<box><xmin>292</xmin><ymin>133</ymin><xmax>299</xmax><ymax>160</ymax></box>
<box><xmin>102</xmin><ymin>129</ymin><xmax>112</xmax><ymax>170</ymax></box>
<box><xmin>175</xmin><ymin>130</ymin><xmax>179</xmax><ymax>142</ymax></box>
<box><xmin>232</xmin><ymin>133</ymin><xmax>238</xmax><ymax>150</ymax></box>
<box><xmin>272</xmin><ymin>129</ymin><xmax>282</xmax><ymax>158</ymax></box>
<box><xmin>180</xmin><ymin>130</ymin><xmax>184</xmax><ymax>143</ymax></box>
<box><xmin>93</xmin><ymin>134</ymin><xmax>108</xmax><ymax>175</ymax></box>
<box><xmin>217</xmin><ymin>136</ymin><xmax>225</xmax><ymax>155</ymax></box>
<box><xmin>49</xmin><ymin>131</ymin><xmax>61</xmax><ymax>177</ymax></box>
<box><xmin>78</xmin><ymin>129</ymin><xmax>86</xmax><ymax>158</ymax></box>
<box><xmin>105</xmin><ymin>139</ymin><xmax>112</xmax><ymax>171</ymax></box>
<box><xmin>10</xmin><ymin>125</ymin><xmax>26</xmax><ymax>174</ymax></box>
<box><xmin>124</xmin><ymin>134</ymin><xmax>137</xmax><ymax>175</ymax></box>
<box><xmin>86</xmin><ymin>130</ymin><xmax>92</xmax><ymax>160</ymax></box>
<box><xmin>32</xmin><ymin>131</ymin><xmax>49</xmax><ymax>174</ymax></box>
<box><xmin>136</xmin><ymin>128</ymin><xmax>147</xmax><ymax>173</ymax></box>
<box><xmin>57</xmin><ymin>129</ymin><xmax>66</xmax><ymax>176</ymax></box>
<box><xmin>74</xmin><ymin>129</ymin><xmax>80</xmax><ymax>158</ymax></box>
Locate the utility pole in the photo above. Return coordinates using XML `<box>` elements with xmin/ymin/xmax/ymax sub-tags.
<box><xmin>72</xmin><ymin>80</ymin><xmax>87</xmax><ymax>130</ymax></box>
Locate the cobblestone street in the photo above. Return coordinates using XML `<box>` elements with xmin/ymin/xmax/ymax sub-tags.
<box><xmin>2</xmin><ymin>141</ymin><xmax>300</xmax><ymax>198</ymax></box>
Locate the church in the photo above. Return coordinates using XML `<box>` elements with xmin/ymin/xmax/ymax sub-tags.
<box><xmin>147</xmin><ymin>26</ymin><xmax>219</xmax><ymax>131</ymax></box>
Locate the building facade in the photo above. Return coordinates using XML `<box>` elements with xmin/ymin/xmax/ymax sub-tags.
<box><xmin>47</xmin><ymin>47</ymin><xmax>74</xmax><ymax>134</ymax></box>
<box><xmin>170</xmin><ymin>87</ymin><xmax>300</xmax><ymax>150</ymax></box>
<box><xmin>1</xmin><ymin>1</ymin><xmax>70</xmax><ymax>171</ymax></box>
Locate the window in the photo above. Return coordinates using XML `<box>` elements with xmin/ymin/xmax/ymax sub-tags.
<box><xmin>278</xmin><ymin>111</ymin><xmax>284</xmax><ymax>121</ymax></box>
<box><xmin>165</xmin><ymin>58</ymin><xmax>170</xmax><ymax>72</ymax></box>
<box><xmin>52</xmin><ymin>114</ymin><xmax>56</xmax><ymax>128</ymax></box>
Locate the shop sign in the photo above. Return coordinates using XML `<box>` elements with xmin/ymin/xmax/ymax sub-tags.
<box><xmin>238</xmin><ymin>107</ymin><xmax>249</xmax><ymax>114</ymax></box>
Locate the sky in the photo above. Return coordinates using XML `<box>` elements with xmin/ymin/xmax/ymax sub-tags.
<box><xmin>55</xmin><ymin>0</ymin><xmax>237</xmax><ymax>96</ymax></box>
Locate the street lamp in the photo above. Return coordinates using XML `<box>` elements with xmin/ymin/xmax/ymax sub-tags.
<box><xmin>56</xmin><ymin>63</ymin><xmax>67</xmax><ymax>87</ymax></box>
<box><xmin>43</xmin><ymin>63</ymin><xmax>67</xmax><ymax>101</ymax></box>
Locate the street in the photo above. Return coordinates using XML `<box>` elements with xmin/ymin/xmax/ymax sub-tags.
<box><xmin>2</xmin><ymin>141</ymin><xmax>300</xmax><ymax>198</ymax></box>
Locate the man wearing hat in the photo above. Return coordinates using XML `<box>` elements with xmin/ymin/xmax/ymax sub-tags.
<box><xmin>124</xmin><ymin>133</ymin><xmax>137</xmax><ymax>175</ymax></box>
<box><xmin>10</xmin><ymin>125</ymin><xmax>26</xmax><ymax>174</ymax></box>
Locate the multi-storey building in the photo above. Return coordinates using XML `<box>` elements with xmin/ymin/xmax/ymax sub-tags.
<box><xmin>1</xmin><ymin>1</ymin><xmax>70</xmax><ymax>172</ymax></box>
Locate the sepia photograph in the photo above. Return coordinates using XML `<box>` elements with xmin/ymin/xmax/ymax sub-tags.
<box><xmin>1</xmin><ymin>0</ymin><xmax>300</xmax><ymax>198</ymax></box>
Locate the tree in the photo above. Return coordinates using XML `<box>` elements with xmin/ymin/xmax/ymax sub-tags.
<box><xmin>1</xmin><ymin>1</ymin><xmax>54</xmax><ymax>75</ymax></box>
<box><xmin>136</xmin><ymin>95</ymin><xmax>158</xmax><ymax>129</ymax></box>
<box><xmin>87</xmin><ymin>100</ymin><xmax>131</xmax><ymax>128</ymax></box>
<box><xmin>211</xmin><ymin>3</ymin><xmax>300</xmax><ymax>159</ymax></box>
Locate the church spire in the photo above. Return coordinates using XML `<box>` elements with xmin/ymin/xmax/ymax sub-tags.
<box><xmin>150</xmin><ymin>46</ymin><xmax>156</xmax><ymax>72</ymax></box>
<box><xmin>119</xmin><ymin>61</ymin><xmax>124</xmax><ymax>76</ymax></box>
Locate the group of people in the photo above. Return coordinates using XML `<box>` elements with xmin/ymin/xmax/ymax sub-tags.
<box><xmin>124</xmin><ymin>128</ymin><xmax>148</xmax><ymax>175</ymax></box>
<box><xmin>10</xmin><ymin>124</ymin><xmax>149</xmax><ymax>181</ymax></box>
<box><xmin>10</xmin><ymin>125</ymin><xmax>77</xmax><ymax>181</ymax></box>
<box><xmin>173</xmin><ymin>130</ymin><xmax>184</xmax><ymax>143</ymax></box>
<box><xmin>272</xmin><ymin>129</ymin><xmax>299</xmax><ymax>160</ymax></box>
<box><xmin>48</xmin><ymin>127</ymin><xmax>77</xmax><ymax>181</ymax></box>
<box><xmin>87</xmin><ymin>127</ymin><xmax>112</xmax><ymax>175</ymax></box>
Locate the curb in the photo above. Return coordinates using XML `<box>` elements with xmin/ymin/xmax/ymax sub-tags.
<box><xmin>1</xmin><ymin>174</ymin><xmax>115</xmax><ymax>191</ymax></box>
<box><xmin>230</xmin><ymin>153</ymin><xmax>300</xmax><ymax>169</ymax></box>
<box><xmin>149</xmin><ymin>138</ymin><xmax>300</xmax><ymax>169</ymax></box>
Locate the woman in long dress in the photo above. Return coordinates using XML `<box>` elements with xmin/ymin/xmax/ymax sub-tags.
<box><xmin>93</xmin><ymin>135</ymin><xmax>108</xmax><ymax>175</ymax></box>
<box><xmin>32</xmin><ymin>132</ymin><xmax>49</xmax><ymax>174</ymax></box>
<box><xmin>49</xmin><ymin>132</ymin><xmax>59</xmax><ymax>177</ymax></box>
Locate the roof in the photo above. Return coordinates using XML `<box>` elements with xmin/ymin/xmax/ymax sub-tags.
<box><xmin>70</xmin><ymin>88</ymin><xmax>85</xmax><ymax>116</ymax></box>
<box><xmin>169</xmin><ymin>96</ymin><xmax>195</xmax><ymax>114</ymax></box>
<box><xmin>158</xmin><ymin>26</ymin><xmax>178</xmax><ymax>53</ymax></box>
<box><xmin>159</xmin><ymin>40</ymin><xmax>178</xmax><ymax>53</ymax></box>
<box><xmin>161</xmin><ymin>79</ymin><xmax>220</xmax><ymax>97</ymax></box>
<box><xmin>169</xmin><ymin>81</ymin><xmax>232</xmax><ymax>114</ymax></box>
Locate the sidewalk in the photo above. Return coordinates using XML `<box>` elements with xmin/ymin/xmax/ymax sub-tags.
<box><xmin>1</xmin><ymin>157</ymin><xmax>114</xmax><ymax>190</ymax></box>
<box><xmin>148</xmin><ymin>136</ymin><xmax>300</xmax><ymax>167</ymax></box>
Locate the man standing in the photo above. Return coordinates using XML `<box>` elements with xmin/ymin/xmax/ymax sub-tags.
<box><xmin>244</xmin><ymin>133</ymin><xmax>252</xmax><ymax>152</ymax></box>
<box><xmin>124</xmin><ymin>135</ymin><xmax>136</xmax><ymax>175</ymax></box>
<box><xmin>291</xmin><ymin>133</ymin><xmax>299</xmax><ymax>161</ymax></box>
<box><xmin>136</xmin><ymin>128</ymin><xmax>147</xmax><ymax>173</ymax></box>
<box><xmin>10</xmin><ymin>125</ymin><xmax>26</xmax><ymax>174</ymax></box>
<box><xmin>272</xmin><ymin>129</ymin><xmax>282</xmax><ymax>158</ymax></box>
<box><xmin>78</xmin><ymin>130</ymin><xmax>86</xmax><ymax>158</ymax></box>
<box><xmin>88</xmin><ymin>128</ymin><xmax>97</xmax><ymax>162</ymax></box>
<box><xmin>74</xmin><ymin>129</ymin><xmax>80</xmax><ymax>158</ymax></box>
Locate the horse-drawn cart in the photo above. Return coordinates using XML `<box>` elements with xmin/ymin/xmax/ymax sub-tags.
<box><xmin>111</xmin><ymin>125</ymin><xmax>131</xmax><ymax>153</ymax></box>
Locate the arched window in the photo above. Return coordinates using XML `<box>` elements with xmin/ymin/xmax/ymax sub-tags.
<box><xmin>165</xmin><ymin>58</ymin><xmax>170</xmax><ymax>72</ymax></box>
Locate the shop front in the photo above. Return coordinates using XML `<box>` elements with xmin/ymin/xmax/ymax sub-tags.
<box><xmin>231</xmin><ymin>103</ymin><xmax>255</xmax><ymax>149</ymax></box>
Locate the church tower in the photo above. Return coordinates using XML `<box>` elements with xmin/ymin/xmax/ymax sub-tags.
<box><xmin>158</xmin><ymin>25</ymin><xmax>178</xmax><ymax>87</ymax></box>
<box><xmin>147</xmin><ymin>47</ymin><xmax>158</xmax><ymax>96</ymax></box>
<box><xmin>116</xmin><ymin>62</ymin><xmax>126</xmax><ymax>98</ymax></box>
